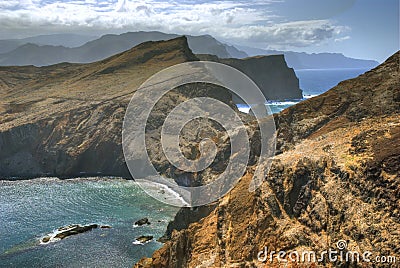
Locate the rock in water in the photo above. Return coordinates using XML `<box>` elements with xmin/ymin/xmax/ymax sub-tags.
<box><xmin>135</xmin><ymin>236</ymin><xmax>153</xmax><ymax>244</ymax></box>
<box><xmin>40</xmin><ymin>224</ymin><xmax>99</xmax><ymax>244</ymax></box>
<box><xmin>134</xmin><ymin>218</ymin><xmax>151</xmax><ymax>226</ymax></box>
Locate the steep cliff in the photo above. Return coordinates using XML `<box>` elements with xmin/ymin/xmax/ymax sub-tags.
<box><xmin>197</xmin><ymin>54</ymin><xmax>303</xmax><ymax>102</ymax></box>
<box><xmin>136</xmin><ymin>52</ymin><xmax>400</xmax><ymax>267</ymax></box>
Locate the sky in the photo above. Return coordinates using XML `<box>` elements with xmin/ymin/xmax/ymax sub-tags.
<box><xmin>0</xmin><ymin>0</ymin><xmax>398</xmax><ymax>62</ymax></box>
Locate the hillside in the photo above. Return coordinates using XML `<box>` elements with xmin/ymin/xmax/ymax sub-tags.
<box><xmin>0</xmin><ymin>37</ymin><xmax>202</xmax><ymax>178</ymax></box>
<box><xmin>136</xmin><ymin>52</ymin><xmax>399</xmax><ymax>267</ymax></box>
<box><xmin>0</xmin><ymin>32</ymin><xmax>247</xmax><ymax>66</ymax></box>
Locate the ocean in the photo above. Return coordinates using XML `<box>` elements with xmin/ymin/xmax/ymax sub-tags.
<box><xmin>0</xmin><ymin>178</ymin><xmax>179</xmax><ymax>268</ymax></box>
<box><xmin>238</xmin><ymin>68</ymin><xmax>370</xmax><ymax>114</ymax></box>
<box><xmin>0</xmin><ymin>68</ymin><xmax>371</xmax><ymax>268</ymax></box>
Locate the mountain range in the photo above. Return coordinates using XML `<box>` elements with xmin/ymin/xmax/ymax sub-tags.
<box><xmin>0</xmin><ymin>32</ymin><xmax>246</xmax><ymax>66</ymax></box>
<box><xmin>0</xmin><ymin>31</ymin><xmax>379</xmax><ymax>69</ymax></box>
<box><xmin>237</xmin><ymin>45</ymin><xmax>379</xmax><ymax>69</ymax></box>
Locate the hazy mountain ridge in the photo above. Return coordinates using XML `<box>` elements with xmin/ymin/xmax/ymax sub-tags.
<box><xmin>0</xmin><ymin>32</ymin><xmax>247</xmax><ymax>66</ymax></box>
<box><xmin>237</xmin><ymin>45</ymin><xmax>380</xmax><ymax>69</ymax></box>
<box><xmin>0</xmin><ymin>31</ymin><xmax>379</xmax><ymax>69</ymax></box>
<box><xmin>0</xmin><ymin>34</ymin><xmax>99</xmax><ymax>54</ymax></box>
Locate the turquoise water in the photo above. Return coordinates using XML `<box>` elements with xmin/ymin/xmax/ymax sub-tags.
<box><xmin>0</xmin><ymin>178</ymin><xmax>179</xmax><ymax>268</ymax></box>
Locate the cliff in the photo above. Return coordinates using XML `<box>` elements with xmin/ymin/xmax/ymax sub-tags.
<box><xmin>197</xmin><ymin>54</ymin><xmax>303</xmax><ymax>101</ymax></box>
<box><xmin>0</xmin><ymin>37</ymin><xmax>205</xmax><ymax>178</ymax></box>
<box><xmin>136</xmin><ymin>52</ymin><xmax>400</xmax><ymax>267</ymax></box>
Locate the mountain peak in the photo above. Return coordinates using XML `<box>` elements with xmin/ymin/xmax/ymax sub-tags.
<box><xmin>94</xmin><ymin>36</ymin><xmax>198</xmax><ymax>74</ymax></box>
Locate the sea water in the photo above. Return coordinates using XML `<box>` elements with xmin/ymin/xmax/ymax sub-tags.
<box><xmin>237</xmin><ymin>68</ymin><xmax>370</xmax><ymax>114</ymax></box>
<box><xmin>0</xmin><ymin>178</ymin><xmax>179</xmax><ymax>268</ymax></box>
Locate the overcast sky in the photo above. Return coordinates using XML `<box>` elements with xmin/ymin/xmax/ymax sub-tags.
<box><xmin>0</xmin><ymin>0</ymin><xmax>398</xmax><ymax>61</ymax></box>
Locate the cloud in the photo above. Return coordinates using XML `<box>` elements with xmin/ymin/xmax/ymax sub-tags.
<box><xmin>0</xmin><ymin>0</ymin><xmax>350</xmax><ymax>49</ymax></box>
<box><xmin>220</xmin><ymin>20</ymin><xmax>351</xmax><ymax>49</ymax></box>
<box><xmin>334</xmin><ymin>35</ymin><xmax>350</xmax><ymax>42</ymax></box>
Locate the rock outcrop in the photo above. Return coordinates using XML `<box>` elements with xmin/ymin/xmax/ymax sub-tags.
<box><xmin>197</xmin><ymin>54</ymin><xmax>303</xmax><ymax>102</ymax></box>
<box><xmin>136</xmin><ymin>52</ymin><xmax>400</xmax><ymax>267</ymax></box>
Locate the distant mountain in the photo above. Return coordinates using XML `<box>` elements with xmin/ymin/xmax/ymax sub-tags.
<box><xmin>0</xmin><ymin>31</ymin><xmax>248</xmax><ymax>66</ymax></box>
<box><xmin>0</xmin><ymin>34</ymin><xmax>98</xmax><ymax>53</ymax></box>
<box><xmin>236</xmin><ymin>45</ymin><xmax>379</xmax><ymax>70</ymax></box>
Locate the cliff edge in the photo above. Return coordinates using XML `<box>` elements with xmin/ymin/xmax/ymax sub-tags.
<box><xmin>198</xmin><ymin>54</ymin><xmax>303</xmax><ymax>102</ymax></box>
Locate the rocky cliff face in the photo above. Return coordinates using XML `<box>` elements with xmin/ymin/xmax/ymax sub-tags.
<box><xmin>136</xmin><ymin>52</ymin><xmax>399</xmax><ymax>267</ymax></box>
<box><xmin>0</xmin><ymin>37</ymin><xmax>204</xmax><ymax>178</ymax></box>
<box><xmin>198</xmin><ymin>54</ymin><xmax>303</xmax><ymax>102</ymax></box>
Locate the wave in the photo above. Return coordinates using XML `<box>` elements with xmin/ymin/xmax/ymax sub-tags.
<box><xmin>135</xmin><ymin>179</ymin><xmax>190</xmax><ymax>207</ymax></box>
<box><xmin>303</xmin><ymin>94</ymin><xmax>319</xmax><ymax>99</ymax></box>
<box><xmin>267</xmin><ymin>100</ymin><xmax>301</xmax><ymax>106</ymax></box>
<box><xmin>132</xmin><ymin>240</ymin><xmax>151</xmax><ymax>245</ymax></box>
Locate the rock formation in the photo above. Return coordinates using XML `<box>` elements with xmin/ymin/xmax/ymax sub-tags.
<box><xmin>135</xmin><ymin>236</ymin><xmax>154</xmax><ymax>244</ymax></box>
<box><xmin>135</xmin><ymin>218</ymin><xmax>151</xmax><ymax>226</ymax></box>
<box><xmin>40</xmin><ymin>224</ymin><xmax>100</xmax><ymax>244</ymax></box>
<box><xmin>198</xmin><ymin>54</ymin><xmax>303</xmax><ymax>101</ymax></box>
<box><xmin>135</xmin><ymin>52</ymin><xmax>400</xmax><ymax>267</ymax></box>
